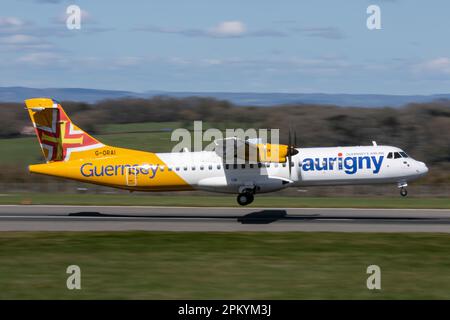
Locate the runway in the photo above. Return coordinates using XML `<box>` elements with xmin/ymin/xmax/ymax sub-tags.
<box><xmin>0</xmin><ymin>205</ymin><xmax>450</xmax><ymax>232</ymax></box>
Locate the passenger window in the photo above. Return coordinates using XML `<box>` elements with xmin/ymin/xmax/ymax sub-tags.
<box><xmin>208</xmin><ymin>165</ymin><xmax>212</xmax><ymax>170</ymax></box>
<box><xmin>191</xmin><ymin>166</ymin><xmax>196</xmax><ymax>170</ymax></box>
<box><xmin>394</xmin><ymin>152</ymin><xmax>402</xmax><ymax>159</ymax></box>
<box><xmin>183</xmin><ymin>166</ymin><xmax>187</xmax><ymax>171</ymax></box>
<box><xmin>233</xmin><ymin>164</ymin><xmax>238</xmax><ymax>169</ymax></box>
<box><xmin>282</xmin><ymin>163</ymin><xmax>286</xmax><ymax>167</ymax></box>
<box><xmin>200</xmin><ymin>165</ymin><xmax>204</xmax><ymax>170</ymax></box>
<box><xmin>387</xmin><ymin>152</ymin><xmax>393</xmax><ymax>159</ymax></box>
<box><xmin>217</xmin><ymin>164</ymin><xmax>221</xmax><ymax>170</ymax></box>
<box><xmin>258</xmin><ymin>163</ymin><xmax>262</xmax><ymax>168</ymax></box>
<box><xmin>249</xmin><ymin>164</ymin><xmax>254</xmax><ymax>169</ymax></box>
<box><xmin>168</xmin><ymin>167</ymin><xmax>172</xmax><ymax>171</ymax></box>
<box><xmin>241</xmin><ymin>164</ymin><xmax>245</xmax><ymax>169</ymax></box>
<box><xmin>159</xmin><ymin>166</ymin><xmax>164</xmax><ymax>172</ymax></box>
<box><xmin>225</xmin><ymin>164</ymin><xmax>229</xmax><ymax>170</ymax></box>
<box><xmin>176</xmin><ymin>167</ymin><xmax>180</xmax><ymax>171</ymax></box>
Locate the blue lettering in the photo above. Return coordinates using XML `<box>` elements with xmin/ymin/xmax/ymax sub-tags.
<box><xmin>371</xmin><ymin>156</ymin><xmax>383</xmax><ymax>174</ymax></box>
<box><xmin>343</xmin><ymin>157</ymin><xmax>358</xmax><ymax>174</ymax></box>
<box><xmin>80</xmin><ymin>163</ymin><xmax>93</xmax><ymax>177</ymax></box>
<box><xmin>302</xmin><ymin>158</ymin><xmax>314</xmax><ymax>171</ymax></box>
<box><xmin>315</xmin><ymin>158</ymin><xmax>328</xmax><ymax>171</ymax></box>
<box><xmin>358</xmin><ymin>156</ymin><xmax>371</xmax><ymax>170</ymax></box>
<box><xmin>328</xmin><ymin>157</ymin><xmax>337</xmax><ymax>170</ymax></box>
<box><xmin>81</xmin><ymin>163</ymin><xmax>166</xmax><ymax>178</ymax></box>
<box><xmin>94</xmin><ymin>165</ymin><xmax>104</xmax><ymax>177</ymax></box>
<box><xmin>121</xmin><ymin>164</ymin><xmax>130</xmax><ymax>176</ymax></box>
<box><xmin>300</xmin><ymin>155</ymin><xmax>383</xmax><ymax>175</ymax></box>
<box><xmin>104</xmin><ymin>165</ymin><xmax>114</xmax><ymax>176</ymax></box>
<box><xmin>149</xmin><ymin>165</ymin><xmax>159</xmax><ymax>179</ymax></box>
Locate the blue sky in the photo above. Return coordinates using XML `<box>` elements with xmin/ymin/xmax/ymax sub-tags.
<box><xmin>1</xmin><ymin>0</ymin><xmax>450</xmax><ymax>94</ymax></box>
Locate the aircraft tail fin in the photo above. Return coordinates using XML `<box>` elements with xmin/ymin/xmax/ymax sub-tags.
<box><xmin>25</xmin><ymin>98</ymin><xmax>105</xmax><ymax>162</ymax></box>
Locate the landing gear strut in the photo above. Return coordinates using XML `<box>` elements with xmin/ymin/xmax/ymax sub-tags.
<box><xmin>400</xmin><ymin>187</ymin><xmax>408</xmax><ymax>197</ymax></box>
<box><xmin>398</xmin><ymin>182</ymin><xmax>408</xmax><ymax>197</ymax></box>
<box><xmin>237</xmin><ymin>192</ymin><xmax>254</xmax><ymax>206</ymax></box>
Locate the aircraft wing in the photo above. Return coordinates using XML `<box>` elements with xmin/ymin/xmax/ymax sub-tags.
<box><xmin>214</xmin><ymin>137</ymin><xmax>289</xmax><ymax>163</ymax></box>
<box><xmin>214</xmin><ymin>137</ymin><xmax>259</xmax><ymax>163</ymax></box>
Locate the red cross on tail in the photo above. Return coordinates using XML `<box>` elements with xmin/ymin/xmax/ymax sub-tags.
<box><xmin>25</xmin><ymin>98</ymin><xmax>104</xmax><ymax>162</ymax></box>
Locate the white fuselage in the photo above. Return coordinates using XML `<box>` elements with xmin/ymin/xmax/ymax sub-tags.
<box><xmin>156</xmin><ymin>145</ymin><xmax>428</xmax><ymax>194</ymax></box>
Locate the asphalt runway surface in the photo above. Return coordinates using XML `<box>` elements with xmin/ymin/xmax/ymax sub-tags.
<box><xmin>0</xmin><ymin>205</ymin><xmax>450</xmax><ymax>232</ymax></box>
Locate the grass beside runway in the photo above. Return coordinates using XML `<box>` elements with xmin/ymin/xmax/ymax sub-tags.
<box><xmin>0</xmin><ymin>193</ymin><xmax>449</xmax><ymax>208</ymax></box>
<box><xmin>0</xmin><ymin>232</ymin><xmax>450</xmax><ymax>299</ymax></box>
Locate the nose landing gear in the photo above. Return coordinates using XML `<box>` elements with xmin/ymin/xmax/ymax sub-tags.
<box><xmin>400</xmin><ymin>187</ymin><xmax>408</xmax><ymax>197</ymax></box>
<box><xmin>397</xmin><ymin>182</ymin><xmax>408</xmax><ymax>197</ymax></box>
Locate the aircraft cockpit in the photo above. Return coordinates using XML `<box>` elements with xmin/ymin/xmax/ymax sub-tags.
<box><xmin>387</xmin><ymin>151</ymin><xmax>409</xmax><ymax>159</ymax></box>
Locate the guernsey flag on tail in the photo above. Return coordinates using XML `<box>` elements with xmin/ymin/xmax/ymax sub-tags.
<box><xmin>25</xmin><ymin>98</ymin><xmax>104</xmax><ymax>162</ymax></box>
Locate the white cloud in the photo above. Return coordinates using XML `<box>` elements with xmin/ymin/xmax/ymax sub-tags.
<box><xmin>169</xmin><ymin>57</ymin><xmax>192</xmax><ymax>65</ymax></box>
<box><xmin>0</xmin><ymin>16</ymin><xmax>29</xmax><ymax>37</ymax></box>
<box><xmin>136</xmin><ymin>20</ymin><xmax>286</xmax><ymax>38</ymax></box>
<box><xmin>0</xmin><ymin>34</ymin><xmax>39</xmax><ymax>44</ymax></box>
<box><xmin>208</xmin><ymin>21</ymin><xmax>246</xmax><ymax>37</ymax></box>
<box><xmin>17</xmin><ymin>52</ymin><xmax>63</xmax><ymax>65</ymax></box>
<box><xmin>0</xmin><ymin>33</ymin><xmax>53</xmax><ymax>51</ymax></box>
<box><xmin>136</xmin><ymin>22</ymin><xmax>343</xmax><ymax>40</ymax></box>
<box><xmin>0</xmin><ymin>17</ymin><xmax>25</xmax><ymax>27</ymax></box>
<box><xmin>416</xmin><ymin>57</ymin><xmax>450</xmax><ymax>74</ymax></box>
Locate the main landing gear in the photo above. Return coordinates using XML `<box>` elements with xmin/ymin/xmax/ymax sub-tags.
<box><xmin>398</xmin><ymin>182</ymin><xmax>408</xmax><ymax>197</ymax></box>
<box><xmin>237</xmin><ymin>190</ymin><xmax>255</xmax><ymax>206</ymax></box>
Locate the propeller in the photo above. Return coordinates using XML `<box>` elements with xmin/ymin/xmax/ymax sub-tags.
<box><xmin>287</xmin><ymin>129</ymin><xmax>299</xmax><ymax>176</ymax></box>
<box><xmin>288</xmin><ymin>130</ymin><xmax>292</xmax><ymax>176</ymax></box>
<box><xmin>294</xmin><ymin>131</ymin><xmax>297</xmax><ymax>149</ymax></box>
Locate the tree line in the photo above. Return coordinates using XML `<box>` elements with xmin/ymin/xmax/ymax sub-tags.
<box><xmin>1</xmin><ymin>96</ymin><xmax>449</xmax><ymax>166</ymax></box>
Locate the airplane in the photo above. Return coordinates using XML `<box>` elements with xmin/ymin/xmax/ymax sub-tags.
<box><xmin>25</xmin><ymin>98</ymin><xmax>429</xmax><ymax>206</ymax></box>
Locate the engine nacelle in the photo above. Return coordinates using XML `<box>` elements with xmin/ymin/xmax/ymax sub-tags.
<box><xmin>256</xmin><ymin>143</ymin><xmax>289</xmax><ymax>163</ymax></box>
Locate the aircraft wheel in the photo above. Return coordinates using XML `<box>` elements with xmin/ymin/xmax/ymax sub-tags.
<box><xmin>400</xmin><ymin>187</ymin><xmax>408</xmax><ymax>197</ymax></box>
<box><xmin>237</xmin><ymin>193</ymin><xmax>254</xmax><ymax>206</ymax></box>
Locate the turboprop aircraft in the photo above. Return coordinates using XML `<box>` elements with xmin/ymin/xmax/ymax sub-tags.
<box><xmin>25</xmin><ymin>98</ymin><xmax>428</xmax><ymax>206</ymax></box>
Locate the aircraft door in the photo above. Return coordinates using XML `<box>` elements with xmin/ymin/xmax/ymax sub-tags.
<box><xmin>126</xmin><ymin>166</ymin><xmax>137</xmax><ymax>186</ymax></box>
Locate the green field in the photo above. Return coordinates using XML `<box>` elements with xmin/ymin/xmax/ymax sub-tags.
<box><xmin>1</xmin><ymin>193</ymin><xmax>449</xmax><ymax>208</ymax></box>
<box><xmin>0</xmin><ymin>232</ymin><xmax>449</xmax><ymax>299</ymax></box>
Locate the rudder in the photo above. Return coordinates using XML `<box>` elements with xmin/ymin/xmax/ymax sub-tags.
<box><xmin>25</xmin><ymin>98</ymin><xmax>104</xmax><ymax>162</ymax></box>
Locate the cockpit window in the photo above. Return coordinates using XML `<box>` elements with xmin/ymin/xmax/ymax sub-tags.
<box><xmin>394</xmin><ymin>152</ymin><xmax>402</xmax><ymax>159</ymax></box>
<box><xmin>399</xmin><ymin>152</ymin><xmax>409</xmax><ymax>158</ymax></box>
<box><xmin>387</xmin><ymin>152</ymin><xmax>393</xmax><ymax>159</ymax></box>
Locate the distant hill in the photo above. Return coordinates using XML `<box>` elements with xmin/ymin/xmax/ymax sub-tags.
<box><xmin>0</xmin><ymin>87</ymin><xmax>137</xmax><ymax>104</ymax></box>
<box><xmin>1</xmin><ymin>86</ymin><xmax>450</xmax><ymax>107</ymax></box>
